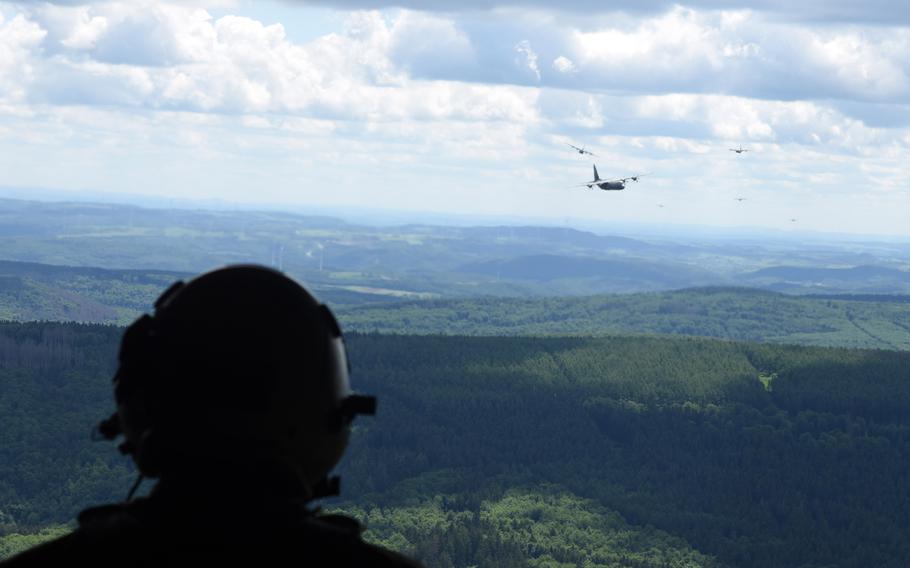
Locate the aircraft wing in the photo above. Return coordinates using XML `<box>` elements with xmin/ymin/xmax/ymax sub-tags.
<box><xmin>613</xmin><ymin>174</ymin><xmax>647</xmax><ymax>183</ymax></box>
<box><xmin>568</xmin><ymin>143</ymin><xmax>597</xmax><ymax>155</ymax></box>
<box><xmin>575</xmin><ymin>173</ymin><xmax>646</xmax><ymax>185</ymax></box>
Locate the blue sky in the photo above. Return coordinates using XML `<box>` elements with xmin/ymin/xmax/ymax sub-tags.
<box><xmin>2</xmin><ymin>1</ymin><xmax>910</xmax><ymax>235</ymax></box>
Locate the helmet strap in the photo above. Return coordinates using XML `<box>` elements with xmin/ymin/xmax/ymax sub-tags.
<box><xmin>126</xmin><ymin>474</ymin><xmax>145</xmax><ymax>501</ymax></box>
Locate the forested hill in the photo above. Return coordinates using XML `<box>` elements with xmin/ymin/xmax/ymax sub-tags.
<box><xmin>0</xmin><ymin>260</ymin><xmax>400</xmax><ymax>325</ymax></box>
<box><xmin>339</xmin><ymin>287</ymin><xmax>910</xmax><ymax>350</ymax></box>
<box><xmin>2</xmin><ymin>321</ymin><xmax>909</xmax><ymax>567</ymax></box>
<box><xmin>0</xmin><ymin>260</ymin><xmax>188</xmax><ymax>324</ymax></box>
<box><xmin>4</xmin><ymin>197</ymin><xmax>910</xmax><ymax>303</ymax></box>
<box><xmin>4</xmin><ymin>257</ymin><xmax>910</xmax><ymax>351</ymax></box>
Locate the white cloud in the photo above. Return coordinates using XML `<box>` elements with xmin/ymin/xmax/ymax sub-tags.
<box><xmin>0</xmin><ymin>4</ymin><xmax>542</xmax><ymax>122</ymax></box>
<box><xmin>58</xmin><ymin>7</ymin><xmax>107</xmax><ymax>49</ymax></box>
<box><xmin>804</xmin><ymin>32</ymin><xmax>910</xmax><ymax>101</ymax></box>
<box><xmin>628</xmin><ymin>93</ymin><xmax>894</xmax><ymax>149</ymax></box>
<box><xmin>514</xmin><ymin>39</ymin><xmax>540</xmax><ymax>81</ymax></box>
<box><xmin>552</xmin><ymin>55</ymin><xmax>575</xmax><ymax>73</ymax></box>
<box><xmin>388</xmin><ymin>11</ymin><xmax>474</xmax><ymax>77</ymax></box>
<box><xmin>166</xmin><ymin>1</ymin><xmax>906</xmax><ymax>25</ymax></box>
<box><xmin>3</xmin><ymin>1</ymin><xmax>910</xmax><ymax>234</ymax></box>
<box><xmin>9</xmin><ymin>4</ymin><xmax>910</xmax><ymax>115</ymax></box>
<box><xmin>363</xmin><ymin>7</ymin><xmax>910</xmax><ymax>105</ymax></box>
<box><xmin>0</xmin><ymin>13</ymin><xmax>45</xmax><ymax>103</ymax></box>
<box><xmin>570</xmin><ymin>96</ymin><xmax>603</xmax><ymax>128</ymax></box>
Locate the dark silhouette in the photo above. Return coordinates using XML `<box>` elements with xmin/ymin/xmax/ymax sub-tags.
<box><xmin>2</xmin><ymin>265</ymin><xmax>422</xmax><ymax>567</ymax></box>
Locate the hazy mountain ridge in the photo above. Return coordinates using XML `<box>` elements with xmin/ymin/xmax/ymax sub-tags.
<box><xmin>4</xmin><ymin>256</ymin><xmax>910</xmax><ymax>350</ymax></box>
<box><xmin>742</xmin><ymin>265</ymin><xmax>910</xmax><ymax>295</ymax></box>
<box><xmin>3</xmin><ymin>198</ymin><xmax>910</xmax><ymax>300</ymax></box>
<box><xmin>458</xmin><ymin>253</ymin><xmax>713</xmax><ymax>288</ymax></box>
<box><xmin>0</xmin><ymin>260</ymin><xmax>190</xmax><ymax>324</ymax></box>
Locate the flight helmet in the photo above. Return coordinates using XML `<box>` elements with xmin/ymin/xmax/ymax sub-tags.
<box><xmin>97</xmin><ymin>265</ymin><xmax>375</xmax><ymax>492</ymax></box>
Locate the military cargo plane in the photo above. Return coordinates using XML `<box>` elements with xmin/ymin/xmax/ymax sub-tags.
<box><xmin>568</xmin><ymin>143</ymin><xmax>597</xmax><ymax>156</ymax></box>
<box><xmin>578</xmin><ymin>165</ymin><xmax>646</xmax><ymax>191</ymax></box>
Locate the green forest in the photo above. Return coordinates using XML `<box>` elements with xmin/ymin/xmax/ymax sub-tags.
<box><xmin>339</xmin><ymin>288</ymin><xmax>910</xmax><ymax>349</ymax></box>
<box><xmin>1</xmin><ymin>322</ymin><xmax>908</xmax><ymax>566</ymax></box>
<box><xmin>4</xmin><ymin>257</ymin><xmax>910</xmax><ymax>351</ymax></box>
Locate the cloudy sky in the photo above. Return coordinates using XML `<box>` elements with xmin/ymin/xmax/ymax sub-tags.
<box><xmin>2</xmin><ymin>1</ymin><xmax>910</xmax><ymax>235</ymax></box>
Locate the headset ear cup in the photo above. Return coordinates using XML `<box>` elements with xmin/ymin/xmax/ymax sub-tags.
<box><xmin>114</xmin><ymin>314</ymin><xmax>164</xmax><ymax>476</ymax></box>
<box><xmin>124</xmin><ymin>386</ymin><xmax>162</xmax><ymax>477</ymax></box>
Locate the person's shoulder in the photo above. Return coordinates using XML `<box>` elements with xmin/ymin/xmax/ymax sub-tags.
<box><xmin>0</xmin><ymin>532</ymin><xmax>75</xmax><ymax>567</ymax></box>
<box><xmin>2</xmin><ymin>506</ymin><xmax>423</xmax><ymax>567</ymax></box>
<box><xmin>302</xmin><ymin>513</ymin><xmax>424</xmax><ymax>567</ymax></box>
<box><xmin>1</xmin><ymin>503</ymin><xmax>145</xmax><ymax>567</ymax></box>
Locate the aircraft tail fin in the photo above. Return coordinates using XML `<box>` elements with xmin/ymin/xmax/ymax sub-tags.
<box><xmin>593</xmin><ymin>164</ymin><xmax>601</xmax><ymax>181</ymax></box>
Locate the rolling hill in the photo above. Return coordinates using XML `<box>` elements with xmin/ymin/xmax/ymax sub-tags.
<box><xmin>2</xmin><ymin>323</ymin><xmax>909</xmax><ymax>567</ymax></box>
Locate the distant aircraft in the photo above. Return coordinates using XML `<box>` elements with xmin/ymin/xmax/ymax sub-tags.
<box><xmin>578</xmin><ymin>165</ymin><xmax>646</xmax><ymax>191</ymax></box>
<box><xmin>734</xmin><ymin>197</ymin><xmax>747</xmax><ymax>202</ymax></box>
<box><xmin>568</xmin><ymin>143</ymin><xmax>597</xmax><ymax>156</ymax></box>
<box><xmin>730</xmin><ymin>146</ymin><xmax>749</xmax><ymax>154</ymax></box>
<box><xmin>790</xmin><ymin>218</ymin><xmax>797</xmax><ymax>222</ymax></box>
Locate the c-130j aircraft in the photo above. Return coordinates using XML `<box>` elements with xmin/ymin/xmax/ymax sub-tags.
<box><xmin>578</xmin><ymin>165</ymin><xmax>646</xmax><ymax>190</ymax></box>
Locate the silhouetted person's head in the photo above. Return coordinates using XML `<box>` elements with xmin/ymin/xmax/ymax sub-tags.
<box><xmin>98</xmin><ymin>265</ymin><xmax>375</xmax><ymax>496</ymax></box>
<box><xmin>5</xmin><ymin>267</ymin><xmax>420</xmax><ymax>567</ymax></box>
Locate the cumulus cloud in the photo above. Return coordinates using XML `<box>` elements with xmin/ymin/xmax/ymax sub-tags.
<box><xmin>9</xmin><ymin>3</ymin><xmax>910</xmax><ymax>114</ymax></box>
<box><xmin>514</xmin><ymin>39</ymin><xmax>540</xmax><ymax>81</ymax></box>
<box><xmin>535</xmin><ymin>88</ymin><xmax>897</xmax><ymax>154</ymax></box>
<box><xmin>267</xmin><ymin>1</ymin><xmax>910</xmax><ymax>25</ymax></box>
<box><xmin>582</xmin><ymin>7</ymin><xmax>910</xmax><ymax>104</ymax></box>
<box><xmin>3</xmin><ymin>2</ymin><xmax>906</xmax><ymax>157</ymax></box>
<box><xmin>3</xmin><ymin>1</ymin><xmax>909</xmax><ymax>154</ymax></box>
<box><xmin>364</xmin><ymin>7</ymin><xmax>910</xmax><ymax>105</ymax></box>
<box><xmin>0</xmin><ymin>3</ymin><xmax>544</xmax><ymax>122</ymax></box>
<box><xmin>552</xmin><ymin>55</ymin><xmax>575</xmax><ymax>73</ymax></box>
<box><xmin>387</xmin><ymin>11</ymin><xmax>474</xmax><ymax>78</ymax></box>
<box><xmin>3</xmin><ymin>0</ymin><xmax>910</xmax><ymax>234</ymax></box>
<box><xmin>0</xmin><ymin>12</ymin><xmax>46</xmax><ymax>103</ymax></box>
<box><xmin>57</xmin><ymin>8</ymin><xmax>107</xmax><ymax>49</ymax></box>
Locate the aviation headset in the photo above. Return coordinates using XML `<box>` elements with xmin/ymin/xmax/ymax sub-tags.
<box><xmin>96</xmin><ymin>265</ymin><xmax>375</xmax><ymax>497</ymax></box>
